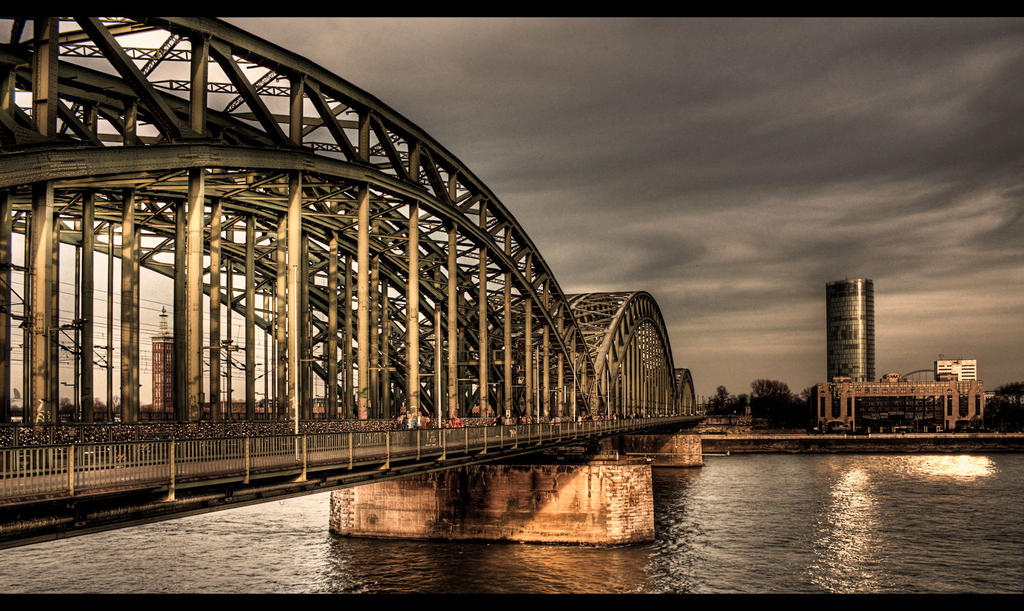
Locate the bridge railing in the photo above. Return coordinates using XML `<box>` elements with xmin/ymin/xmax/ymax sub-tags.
<box><xmin>0</xmin><ymin>416</ymin><xmax>692</xmax><ymax>503</ymax></box>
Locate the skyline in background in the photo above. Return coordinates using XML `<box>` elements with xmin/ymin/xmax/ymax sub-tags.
<box><xmin>224</xmin><ymin>17</ymin><xmax>1023</xmax><ymax>400</ymax></box>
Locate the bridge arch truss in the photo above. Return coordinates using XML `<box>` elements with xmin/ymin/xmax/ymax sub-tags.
<box><xmin>0</xmin><ymin>17</ymin><xmax>689</xmax><ymax>424</ymax></box>
<box><xmin>568</xmin><ymin>292</ymin><xmax>688</xmax><ymax>416</ymax></box>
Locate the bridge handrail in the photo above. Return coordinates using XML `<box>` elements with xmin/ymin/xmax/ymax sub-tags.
<box><xmin>0</xmin><ymin>416</ymin><xmax>693</xmax><ymax>502</ymax></box>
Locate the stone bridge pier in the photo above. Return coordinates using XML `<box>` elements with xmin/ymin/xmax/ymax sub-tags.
<box><xmin>601</xmin><ymin>432</ymin><xmax>704</xmax><ymax>468</ymax></box>
<box><xmin>329</xmin><ymin>433</ymin><xmax>701</xmax><ymax>545</ymax></box>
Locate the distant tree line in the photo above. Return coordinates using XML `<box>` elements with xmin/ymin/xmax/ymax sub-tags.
<box><xmin>707</xmin><ymin>378</ymin><xmax>1024</xmax><ymax>432</ymax></box>
<box><xmin>707</xmin><ymin>379</ymin><xmax>815</xmax><ymax>429</ymax></box>
<box><xmin>985</xmin><ymin>381</ymin><xmax>1024</xmax><ymax>431</ymax></box>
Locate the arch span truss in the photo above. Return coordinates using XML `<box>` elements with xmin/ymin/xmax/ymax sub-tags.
<box><xmin>567</xmin><ymin>292</ymin><xmax>687</xmax><ymax>416</ymax></box>
<box><xmin>0</xmin><ymin>17</ymin><xmax>690</xmax><ymax>424</ymax></box>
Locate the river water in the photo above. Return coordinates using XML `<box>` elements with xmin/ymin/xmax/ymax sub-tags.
<box><xmin>1</xmin><ymin>453</ymin><xmax>1021</xmax><ymax>594</ymax></box>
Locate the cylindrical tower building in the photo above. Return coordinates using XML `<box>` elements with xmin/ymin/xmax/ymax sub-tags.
<box><xmin>826</xmin><ymin>278</ymin><xmax>875</xmax><ymax>382</ymax></box>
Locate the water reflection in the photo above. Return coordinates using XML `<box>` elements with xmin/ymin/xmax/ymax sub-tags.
<box><xmin>646</xmin><ymin>468</ymin><xmax>706</xmax><ymax>593</ymax></box>
<box><xmin>0</xmin><ymin>454</ymin><xmax>1020</xmax><ymax>593</ymax></box>
<box><xmin>322</xmin><ymin>535</ymin><xmax>651</xmax><ymax>594</ymax></box>
<box><xmin>905</xmin><ymin>455</ymin><xmax>997</xmax><ymax>480</ymax></box>
<box><xmin>811</xmin><ymin>467</ymin><xmax>886</xmax><ymax>593</ymax></box>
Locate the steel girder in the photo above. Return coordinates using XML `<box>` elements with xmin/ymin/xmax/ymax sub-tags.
<box><xmin>567</xmin><ymin>291</ymin><xmax>683</xmax><ymax>415</ymax></box>
<box><xmin>0</xmin><ymin>17</ymin><xmax>680</xmax><ymax>422</ymax></box>
<box><xmin>674</xmin><ymin>368</ymin><xmax>696</xmax><ymax>414</ymax></box>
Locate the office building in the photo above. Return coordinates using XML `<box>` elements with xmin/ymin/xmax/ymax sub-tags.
<box><xmin>826</xmin><ymin>278</ymin><xmax>875</xmax><ymax>382</ymax></box>
<box><xmin>935</xmin><ymin>359</ymin><xmax>977</xmax><ymax>381</ymax></box>
<box><xmin>813</xmin><ymin>375</ymin><xmax>984</xmax><ymax>432</ymax></box>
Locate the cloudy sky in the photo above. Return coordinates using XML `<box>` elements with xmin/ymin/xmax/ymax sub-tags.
<box><xmin>224</xmin><ymin>17</ymin><xmax>1024</xmax><ymax>400</ymax></box>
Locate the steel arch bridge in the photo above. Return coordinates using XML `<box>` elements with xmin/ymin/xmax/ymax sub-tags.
<box><xmin>0</xmin><ymin>17</ymin><xmax>694</xmax><ymax>426</ymax></box>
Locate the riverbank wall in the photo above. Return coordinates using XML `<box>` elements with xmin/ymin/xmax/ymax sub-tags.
<box><xmin>700</xmin><ymin>432</ymin><xmax>1024</xmax><ymax>454</ymax></box>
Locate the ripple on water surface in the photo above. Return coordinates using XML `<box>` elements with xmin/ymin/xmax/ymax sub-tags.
<box><xmin>0</xmin><ymin>453</ymin><xmax>1021</xmax><ymax>593</ymax></box>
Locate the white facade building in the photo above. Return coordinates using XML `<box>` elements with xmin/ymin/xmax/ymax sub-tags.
<box><xmin>934</xmin><ymin>359</ymin><xmax>977</xmax><ymax>381</ymax></box>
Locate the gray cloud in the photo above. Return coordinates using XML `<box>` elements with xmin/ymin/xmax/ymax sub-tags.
<box><xmin>229</xmin><ymin>17</ymin><xmax>1024</xmax><ymax>398</ymax></box>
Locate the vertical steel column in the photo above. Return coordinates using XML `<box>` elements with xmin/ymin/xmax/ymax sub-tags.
<box><xmin>543</xmin><ymin>325</ymin><xmax>550</xmax><ymax>419</ymax></box>
<box><xmin>381</xmin><ymin>280</ymin><xmax>391</xmax><ymax>417</ymax></box>
<box><xmin>620</xmin><ymin>351</ymin><xmax>627</xmax><ymax>414</ymax></box>
<box><xmin>343</xmin><ymin>254</ymin><xmax>353</xmax><ymax>418</ymax></box>
<box><xmin>570</xmin><ymin>343</ymin><xmax>577</xmax><ymax>421</ymax></box>
<box><xmin>667</xmin><ymin>366</ymin><xmax>673</xmax><ymax>414</ymax></box>
<box><xmin>84</xmin><ymin>103</ymin><xmax>98</xmax><ymax>137</ymax></box>
<box><xmin>0</xmin><ymin>192</ymin><xmax>9</xmax><ymax>421</ymax></box>
<box><xmin>533</xmin><ymin>340</ymin><xmax>540</xmax><ymax>421</ymax></box>
<box><xmin>369</xmin><ymin>256</ymin><xmax>380</xmax><ymax>417</ymax></box>
<box><xmin>49</xmin><ymin>209</ymin><xmax>59</xmax><ymax>420</ymax></box>
<box><xmin>208</xmin><ymin>199</ymin><xmax>221</xmax><ymax>420</ymax></box>
<box><xmin>447</xmin><ymin>227</ymin><xmax>458</xmax><ymax>419</ymax></box>
<box><xmin>628</xmin><ymin>337</ymin><xmax>636</xmax><ymax>413</ymax></box>
<box><xmin>638</xmin><ymin>336</ymin><xmax>645</xmax><ymax>413</ymax></box>
<box><xmin>262</xmin><ymin>294</ymin><xmax>269</xmax><ymax>416</ymax></box>
<box><xmin>356</xmin><ymin>186</ymin><xmax>370</xmax><ymax>420</ymax></box>
<box><xmin>0</xmin><ymin>64</ymin><xmax>13</xmax><ymax>117</ymax></box>
<box><xmin>407</xmin><ymin>202</ymin><xmax>420</xmax><ymax>418</ymax></box>
<box><xmin>655</xmin><ymin>362</ymin><xmax>662</xmax><ymax>416</ymax></box>
<box><xmin>557</xmin><ymin>314</ymin><xmax>564</xmax><ymax>418</ymax></box>
<box><xmin>131</xmin><ymin>206</ymin><xmax>140</xmax><ymax>421</ymax></box>
<box><xmin>287</xmin><ymin>171</ymin><xmax>302</xmax><ymax>434</ymax></box>
<box><xmin>478</xmin><ymin>250</ymin><xmax>488</xmax><ymax>415</ymax></box>
<box><xmin>660</xmin><ymin>364</ymin><xmax>665</xmax><ymax>415</ymax></box>
<box><xmin>245</xmin><ymin>216</ymin><xmax>256</xmax><ymax>419</ymax></box>
<box><xmin>32</xmin><ymin>18</ymin><xmax>57</xmax><ymax>138</ymax></box>
<box><xmin>327</xmin><ymin>232</ymin><xmax>338</xmax><ymax>418</ymax></box>
<box><xmin>636</xmin><ymin>337</ymin><xmax>643</xmax><ymax>413</ymax></box>
<box><xmin>356</xmin><ymin>114</ymin><xmax>370</xmax><ymax>417</ymax></box>
<box><xmin>664</xmin><ymin>365</ymin><xmax>670</xmax><ymax>415</ymax></box>
<box><xmin>502</xmin><ymin>270</ymin><xmax>511</xmax><ymax>418</ymax></box>
<box><xmin>290</xmin><ymin>75</ymin><xmax>304</xmax><ymax>144</ymax></box>
<box><xmin>189</xmin><ymin>34</ymin><xmax>208</xmax><ymax>135</ymax></box>
<box><xmin>478</xmin><ymin>201</ymin><xmax>488</xmax><ymax>415</ymax></box>
<box><xmin>24</xmin><ymin>210</ymin><xmax>32</xmax><ymax>420</ymax></box>
<box><xmin>80</xmin><ymin>193</ymin><xmax>94</xmax><ymax>422</ymax></box>
<box><xmin>623</xmin><ymin>339</ymin><xmax>630</xmax><ymax>413</ymax></box>
<box><xmin>174</xmin><ymin>200</ymin><xmax>187</xmax><ymax>421</ymax></box>
<box><xmin>275</xmin><ymin>212</ymin><xmax>287</xmax><ymax>417</ymax></box>
<box><xmin>524</xmin><ymin>297</ymin><xmax>533</xmax><ymax>418</ymax></box>
<box><xmin>106</xmin><ymin>222</ymin><xmax>113</xmax><ymax>422</ymax></box>
<box><xmin>120</xmin><ymin>189</ymin><xmax>137</xmax><ymax>423</ymax></box>
<box><xmin>599</xmin><ymin>363</ymin><xmax>607</xmax><ymax>417</ymax></box>
<box><xmin>300</xmin><ymin>238</ymin><xmax>310</xmax><ymax>420</ymax></box>
<box><xmin>642</xmin><ymin>340</ymin><xmax>648</xmax><ymax>415</ymax></box>
<box><xmin>434</xmin><ymin>287</ymin><xmax>443</xmax><ymax>424</ymax></box>
<box><xmin>225</xmin><ymin>258</ymin><xmax>233</xmax><ymax>417</ymax></box>
<box><xmin>654</xmin><ymin>360</ymin><xmax>659</xmax><ymax>416</ymax></box>
<box><xmin>123</xmin><ymin>100</ymin><xmax>137</xmax><ymax>146</ymax></box>
<box><xmin>186</xmin><ymin>169</ymin><xmax>205</xmax><ymax>421</ymax></box>
<box><xmin>634</xmin><ymin>329</ymin><xmax>640</xmax><ymax>413</ymax></box>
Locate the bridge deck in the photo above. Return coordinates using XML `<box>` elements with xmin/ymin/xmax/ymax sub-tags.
<box><xmin>0</xmin><ymin>417</ymin><xmax>700</xmax><ymax>548</ymax></box>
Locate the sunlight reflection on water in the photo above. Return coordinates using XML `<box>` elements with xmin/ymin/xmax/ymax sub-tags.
<box><xmin>905</xmin><ymin>455</ymin><xmax>997</xmax><ymax>480</ymax></box>
<box><xmin>811</xmin><ymin>467</ymin><xmax>887</xmax><ymax>593</ymax></box>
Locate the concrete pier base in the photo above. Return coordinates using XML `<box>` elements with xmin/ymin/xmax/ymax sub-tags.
<box><xmin>605</xmin><ymin>433</ymin><xmax>703</xmax><ymax>467</ymax></box>
<box><xmin>329</xmin><ymin>459</ymin><xmax>655</xmax><ymax>545</ymax></box>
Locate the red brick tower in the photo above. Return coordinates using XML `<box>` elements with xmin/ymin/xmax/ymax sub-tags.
<box><xmin>151</xmin><ymin>307</ymin><xmax>175</xmax><ymax>418</ymax></box>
